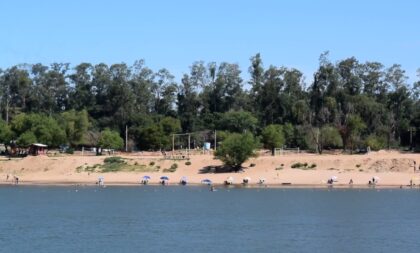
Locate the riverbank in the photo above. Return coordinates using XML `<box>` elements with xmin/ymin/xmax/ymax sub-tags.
<box><xmin>0</xmin><ymin>150</ymin><xmax>419</xmax><ymax>187</ymax></box>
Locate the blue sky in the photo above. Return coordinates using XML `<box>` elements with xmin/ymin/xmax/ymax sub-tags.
<box><xmin>1</xmin><ymin>0</ymin><xmax>419</xmax><ymax>83</ymax></box>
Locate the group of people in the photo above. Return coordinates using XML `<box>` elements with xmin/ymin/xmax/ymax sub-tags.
<box><xmin>6</xmin><ymin>174</ymin><xmax>19</xmax><ymax>185</ymax></box>
<box><xmin>368</xmin><ymin>177</ymin><xmax>378</xmax><ymax>185</ymax></box>
<box><xmin>414</xmin><ymin>161</ymin><xmax>419</xmax><ymax>172</ymax></box>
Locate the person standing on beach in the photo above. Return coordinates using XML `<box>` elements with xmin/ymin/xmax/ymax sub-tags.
<box><xmin>6</xmin><ymin>174</ymin><xmax>9</xmax><ymax>181</ymax></box>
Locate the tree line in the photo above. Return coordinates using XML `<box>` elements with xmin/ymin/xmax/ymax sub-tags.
<box><xmin>0</xmin><ymin>52</ymin><xmax>419</xmax><ymax>153</ymax></box>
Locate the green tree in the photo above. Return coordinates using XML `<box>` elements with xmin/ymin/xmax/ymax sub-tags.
<box><xmin>134</xmin><ymin>117</ymin><xmax>181</xmax><ymax>150</ymax></box>
<box><xmin>261</xmin><ymin>124</ymin><xmax>285</xmax><ymax>155</ymax></box>
<box><xmin>17</xmin><ymin>131</ymin><xmax>37</xmax><ymax>146</ymax></box>
<box><xmin>0</xmin><ymin>119</ymin><xmax>13</xmax><ymax>143</ymax></box>
<box><xmin>215</xmin><ymin>132</ymin><xmax>258</xmax><ymax>170</ymax></box>
<box><xmin>98</xmin><ymin>129</ymin><xmax>124</xmax><ymax>151</ymax></box>
<box><xmin>60</xmin><ymin>109</ymin><xmax>89</xmax><ymax>146</ymax></box>
<box><xmin>11</xmin><ymin>113</ymin><xmax>66</xmax><ymax>147</ymax></box>
<box><xmin>320</xmin><ymin>126</ymin><xmax>343</xmax><ymax>150</ymax></box>
<box><xmin>341</xmin><ymin>115</ymin><xmax>366</xmax><ymax>153</ymax></box>
<box><xmin>218</xmin><ymin>111</ymin><xmax>258</xmax><ymax>133</ymax></box>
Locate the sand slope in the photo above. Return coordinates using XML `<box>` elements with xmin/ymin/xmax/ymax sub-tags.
<box><xmin>0</xmin><ymin>151</ymin><xmax>419</xmax><ymax>187</ymax></box>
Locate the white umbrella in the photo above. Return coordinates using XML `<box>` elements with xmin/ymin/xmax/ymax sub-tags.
<box><xmin>226</xmin><ymin>176</ymin><xmax>234</xmax><ymax>184</ymax></box>
<box><xmin>331</xmin><ymin>176</ymin><xmax>338</xmax><ymax>182</ymax></box>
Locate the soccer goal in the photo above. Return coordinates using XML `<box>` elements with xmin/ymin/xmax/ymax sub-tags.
<box><xmin>274</xmin><ymin>147</ymin><xmax>300</xmax><ymax>156</ymax></box>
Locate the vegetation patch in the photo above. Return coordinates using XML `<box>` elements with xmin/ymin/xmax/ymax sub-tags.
<box><xmin>249</xmin><ymin>163</ymin><xmax>256</xmax><ymax>167</ymax></box>
<box><xmin>185</xmin><ymin>161</ymin><xmax>191</xmax><ymax>166</ymax></box>
<box><xmin>275</xmin><ymin>166</ymin><xmax>284</xmax><ymax>170</ymax></box>
<box><xmin>291</xmin><ymin>162</ymin><xmax>316</xmax><ymax>170</ymax></box>
<box><xmin>76</xmin><ymin>156</ymin><xmax>158</xmax><ymax>173</ymax></box>
<box><xmin>163</xmin><ymin>163</ymin><xmax>178</xmax><ymax>172</ymax></box>
<box><xmin>356</xmin><ymin>164</ymin><xmax>361</xmax><ymax>168</ymax></box>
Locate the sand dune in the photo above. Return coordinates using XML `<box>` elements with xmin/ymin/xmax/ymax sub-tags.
<box><xmin>0</xmin><ymin>151</ymin><xmax>419</xmax><ymax>187</ymax></box>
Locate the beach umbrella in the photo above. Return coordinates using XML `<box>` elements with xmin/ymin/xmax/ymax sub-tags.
<box><xmin>373</xmin><ymin>176</ymin><xmax>380</xmax><ymax>182</ymax></box>
<box><xmin>226</xmin><ymin>176</ymin><xmax>234</xmax><ymax>184</ymax></box>
<box><xmin>201</xmin><ymin>179</ymin><xmax>212</xmax><ymax>185</ymax></box>
<box><xmin>243</xmin><ymin>177</ymin><xmax>251</xmax><ymax>181</ymax></box>
<box><xmin>331</xmin><ymin>176</ymin><xmax>338</xmax><ymax>182</ymax></box>
<box><xmin>259</xmin><ymin>178</ymin><xmax>266</xmax><ymax>184</ymax></box>
<box><xmin>160</xmin><ymin>176</ymin><xmax>169</xmax><ymax>180</ymax></box>
<box><xmin>98</xmin><ymin>176</ymin><xmax>104</xmax><ymax>181</ymax></box>
<box><xmin>143</xmin><ymin>176</ymin><xmax>151</xmax><ymax>180</ymax></box>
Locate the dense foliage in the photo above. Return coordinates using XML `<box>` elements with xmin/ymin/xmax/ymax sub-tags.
<box><xmin>214</xmin><ymin>132</ymin><xmax>258</xmax><ymax>169</ymax></box>
<box><xmin>0</xmin><ymin>53</ymin><xmax>419</xmax><ymax>152</ymax></box>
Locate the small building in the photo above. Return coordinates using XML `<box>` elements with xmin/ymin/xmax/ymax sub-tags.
<box><xmin>28</xmin><ymin>143</ymin><xmax>48</xmax><ymax>156</ymax></box>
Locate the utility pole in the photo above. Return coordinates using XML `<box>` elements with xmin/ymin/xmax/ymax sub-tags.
<box><xmin>214</xmin><ymin>130</ymin><xmax>217</xmax><ymax>151</ymax></box>
<box><xmin>410</xmin><ymin>127</ymin><xmax>416</xmax><ymax>151</ymax></box>
<box><xmin>172</xmin><ymin>134</ymin><xmax>175</xmax><ymax>156</ymax></box>
<box><xmin>125</xmin><ymin>125</ymin><xmax>128</xmax><ymax>152</ymax></box>
<box><xmin>188</xmin><ymin>134</ymin><xmax>191</xmax><ymax>155</ymax></box>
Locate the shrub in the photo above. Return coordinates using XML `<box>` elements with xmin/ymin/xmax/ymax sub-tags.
<box><xmin>104</xmin><ymin>156</ymin><xmax>125</xmax><ymax>164</ymax></box>
<box><xmin>65</xmin><ymin>147</ymin><xmax>74</xmax><ymax>154</ymax></box>
<box><xmin>291</xmin><ymin>162</ymin><xmax>303</xmax><ymax>168</ymax></box>
<box><xmin>291</xmin><ymin>162</ymin><xmax>316</xmax><ymax>170</ymax></box>
<box><xmin>215</xmin><ymin>132</ymin><xmax>258</xmax><ymax>169</ymax></box>
<box><xmin>365</xmin><ymin>135</ymin><xmax>386</xmax><ymax>151</ymax></box>
<box><xmin>149</xmin><ymin>161</ymin><xmax>155</xmax><ymax>166</ymax></box>
<box><xmin>185</xmin><ymin>161</ymin><xmax>191</xmax><ymax>166</ymax></box>
<box><xmin>163</xmin><ymin>163</ymin><xmax>178</xmax><ymax>172</ymax></box>
<box><xmin>250</xmin><ymin>163</ymin><xmax>256</xmax><ymax>167</ymax></box>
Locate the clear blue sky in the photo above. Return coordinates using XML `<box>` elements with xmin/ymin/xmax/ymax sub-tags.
<box><xmin>1</xmin><ymin>0</ymin><xmax>419</xmax><ymax>83</ymax></box>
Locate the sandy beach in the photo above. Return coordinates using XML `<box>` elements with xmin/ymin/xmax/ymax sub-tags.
<box><xmin>0</xmin><ymin>150</ymin><xmax>419</xmax><ymax>188</ymax></box>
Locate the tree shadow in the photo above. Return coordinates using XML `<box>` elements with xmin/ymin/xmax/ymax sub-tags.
<box><xmin>199</xmin><ymin>165</ymin><xmax>245</xmax><ymax>174</ymax></box>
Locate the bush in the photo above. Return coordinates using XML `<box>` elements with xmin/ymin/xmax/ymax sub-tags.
<box><xmin>291</xmin><ymin>162</ymin><xmax>316</xmax><ymax>170</ymax></box>
<box><xmin>250</xmin><ymin>163</ymin><xmax>256</xmax><ymax>167</ymax></box>
<box><xmin>65</xmin><ymin>147</ymin><xmax>74</xmax><ymax>154</ymax></box>
<box><xmin>185</xmin><ymin>161</ymin><xmax>191</xmax><ymax>166</ymax></box>
<box><xmin>163</xmin><ymin>163</ymin><xmax>178</xmax><ymax>172</ymax></box>
<box><xmin>104</xmin><ymin>156</ymin><xmax>125</xmax><ymax>164</ymax></box>
<box><xmin>291</xmin><ymin>162</ymin><xmax>303</xmax><ymax>168</ymax></box>
<box><xmin>215</xmin><ymin>132</ymin><xmax>258</xmax><ymax>169</ymax></box>
<box><xmin>149</xmin><ymin>161</ymin><xmax>155</xmax><ymax>166</ymax></box>
<box><xmin>365</xmin><ymin>135</ymin><xmax>386</xmax><ymax>151</ymax></box>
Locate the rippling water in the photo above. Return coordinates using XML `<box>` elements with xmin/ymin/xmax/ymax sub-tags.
<box><xmin>1</xmin><ymin>186</ymin><xmax>420</xmax><ymax>253</ymax></box>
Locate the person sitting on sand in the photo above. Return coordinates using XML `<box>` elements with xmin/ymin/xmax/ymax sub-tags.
<box><xmin>349</xmin><ymin>179</ymin><xmax>353</xmax><ymax>185</ymax></box>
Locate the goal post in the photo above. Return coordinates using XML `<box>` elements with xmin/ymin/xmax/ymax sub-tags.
<box><xmin>274</xmin><ymin>147</ymin><xmax>300</xmax><ymax>156</ymax></box>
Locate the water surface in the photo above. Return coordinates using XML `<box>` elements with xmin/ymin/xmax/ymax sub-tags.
<box><xmin>1</xmin><ymin>186</ymin><xmax>420</xmax><ymax>253</ymax></box>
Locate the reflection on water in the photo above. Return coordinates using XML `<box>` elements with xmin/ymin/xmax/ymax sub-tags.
<box><xmin>1</xmin><ymin>186</ymin><xmax>420</xmax><ymax>253</ymax></box>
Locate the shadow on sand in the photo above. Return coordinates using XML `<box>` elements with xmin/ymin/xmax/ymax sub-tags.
<box><xmin>199</xmin><ymin>165</ymin><xmax>245</xmax><ymax>174</ymax></box>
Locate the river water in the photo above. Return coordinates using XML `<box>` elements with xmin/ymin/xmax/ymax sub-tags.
<box><xmin>1</xmin><ymin>186</ymin><xmax>420</xmax><ymax>253</ymax></box>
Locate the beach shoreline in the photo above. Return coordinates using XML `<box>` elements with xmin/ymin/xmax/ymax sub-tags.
<box><xmin>1</xmin><ymin>150</ymin><xmax>419</xmax><ymax>188</ymax></box>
